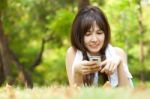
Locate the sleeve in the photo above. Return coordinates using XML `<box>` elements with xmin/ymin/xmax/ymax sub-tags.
<box><xmin>123</xmin><ymin>63</ymin><xmax>133</xmax><ymax>78</ymax></box>
<box><xmin>72</xmin><ymin>50</ymin><xmax>83</xmax><ymax>74</ymax></box>
<box><xmin>123</xmin><ymin>63</ymin><xmax>134</xmax><ymax>87</ymax></box>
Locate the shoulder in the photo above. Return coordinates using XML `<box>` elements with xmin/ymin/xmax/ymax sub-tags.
<box><xmin>65</xmin><ymin>47</ymin><xmax>77</xmax><ymax>85</ymax></box>
<box><xmin>113</xmin><ymin>47</ymin><xmax>127</xmax><ymax>58</ymax></box>
<box><xmin>66</xmin><ymin>47</ymin><xmax>77</xmax><ymax>63</ymax></box>
<box><xmin>66</xmin><ymin>47</ymin><xmax>77</xmax><ymax>56</ymax></box>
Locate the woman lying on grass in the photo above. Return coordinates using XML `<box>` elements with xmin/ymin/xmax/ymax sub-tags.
<box><xmin>66</xmin><ymin>6</ymin><xmax>133</xmax><ymax>87</ymax></box>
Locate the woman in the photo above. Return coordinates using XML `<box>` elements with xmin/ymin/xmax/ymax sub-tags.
<box><xmin>66</xmin><ymin>6</ymin><xmax>133</xmax><ymax>87</ymax></box>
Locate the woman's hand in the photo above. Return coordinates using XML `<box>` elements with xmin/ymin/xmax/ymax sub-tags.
<box><xmin>74</xmin><ymin>60</ymin><xmax>101</xmax><ymax>75</ymax></box>
<box><xmin>100</xmin><ymin>57</ymin><xmax>121</xmax><ymax>75</ymax></box>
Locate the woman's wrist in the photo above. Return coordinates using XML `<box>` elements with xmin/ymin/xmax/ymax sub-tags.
<box><xmin>72</xmin><ymin>64</ymin><xmax>83</xmax><ymax>86</ymax></box>
<box><xmin>74</xmin><ymin>64</ymin><xmax>82</xmax><ymax>75</ymax></box>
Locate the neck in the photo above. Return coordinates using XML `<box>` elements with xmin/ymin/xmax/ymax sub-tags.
<box><xmin>87</xmin><ymin>52</ymin><xmax>100</xmax><ymax>56</ymax></box>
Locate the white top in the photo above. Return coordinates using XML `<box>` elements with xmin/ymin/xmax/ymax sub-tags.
<box><xmin>72</xmin><ymin>44</ymin><xmax>133</xmax><ymax>87</ymax></box>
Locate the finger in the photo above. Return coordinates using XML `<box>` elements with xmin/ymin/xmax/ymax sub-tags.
<box><xmin>104</xmin><ymin>64</ymin><xmax>110</xmax><ymax>74</ymax></box>
<box><xmin>82</xmin><ymin>70</ymin><xmax>91</xmax><ymax>75</ymax></box>
<box><xmin>98</xmin><ymin>66</ymin><xmax>102</xmax><ymax>71</ymax></box>
<box><xmin>81</xmin><ymin>64</ymin><xmax>99</xmax><ymax>70</ymax></box>
<box><xmin>89</xmin><ymin>65</ymin><xmax>100</xmax><ymax>70</ymax></box>
<box><xmin>90</xmin><ymin>68</ymin><xmax>100</xmax><ymax>73</ymax></box>
<box><xmin>112</xmin><ymin>64</ymin><xmax>118</xmax><ymax>73</ymax></box>
<box><xmin>82</xmin><ymin>61</ymin><xmax>97</xmax><ymax>66</ymax></box>
<box><xmin>88</xmin><ymin>68</ymin><xmax>100</xmax><ymax>74</ymax></box>
<box><xmin>81</xmin><ymin>65</ymin><xmax>88</xmax><ymax>70</ymax></box>
<box><xmin>82</xmin><ymin>70</ymin><xmax>88</xmax><ymax>75</ymax></box>
<box><xmin>101</xmin><ymin>62</ymin><xmax>110</xmax><ymax>73</ymax></box>
<box><xmin>82</xmin><ymin>67</ymin><xmax>100</xmax><ymax>74</ymax></box>
<box><xmin>99</xmin><ymin>60</ymin><xmax>107</xmax><ymax>67</ymax></box>
<box><xmin>100</xmin><ymin>67</ymin><xmax>105</xmax><ymax>73</ymax></box>
<box><xmin>108</xmin><ymin>63</ymin><xmax>119</xmax><ymax>75</ymax></box>
<box><xmin>108</xmin><ymin>63</ymin><xmax>114</xmax><ymax>74</ymax></box>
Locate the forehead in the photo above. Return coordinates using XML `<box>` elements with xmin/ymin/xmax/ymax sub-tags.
<box><xmin>81</xmin><ymin>15</ymin><xmax>104</xmax><ymax>33</ymax></box>
<box><xmin>89</xmin><ymin>21</ymin><xmax>101</xmax><ymax>31</ymax></box>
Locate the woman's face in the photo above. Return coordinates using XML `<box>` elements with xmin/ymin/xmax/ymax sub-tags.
<box><xmin>84</xmin><ymin>22</ymin><xmax>105</xmax><ymax>55</ymax></box>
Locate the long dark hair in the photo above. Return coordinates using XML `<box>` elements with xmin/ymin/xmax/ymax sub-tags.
<box><xmin>70</xmin><ymin>6</ymin><xmax>111</xmax><ymax>86</ymax></box>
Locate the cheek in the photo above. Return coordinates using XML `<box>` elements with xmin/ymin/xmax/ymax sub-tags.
<box><xmin>84</xmin><ymin>36</ymin><xmax>90</xmax><ymax>44</ymax></box>
<box><xmin>98</xmin><ymin>35</ymin><xmax>105</xmax><ymax>42</ymax></box>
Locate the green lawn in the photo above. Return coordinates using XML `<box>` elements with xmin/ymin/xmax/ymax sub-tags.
<box><xmin>0</xmin><ymin>84</ymin><xmax>150</xmax><ymax>99</ymax></box>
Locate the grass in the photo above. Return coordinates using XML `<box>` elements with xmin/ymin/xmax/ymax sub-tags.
<box><xmin>0</xmin><ymin>83</ymin><xmax>150</xmax><ymax>99</ymax></box>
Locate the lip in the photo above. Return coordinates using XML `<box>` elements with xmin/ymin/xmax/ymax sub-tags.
<box><xmin>89</xmin><ymin>44</ymin><xmax>100</xmax><ymax>48</ymax></box>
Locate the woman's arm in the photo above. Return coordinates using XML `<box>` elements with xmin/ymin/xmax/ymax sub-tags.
<box><xmin>66</xmin><ymin>47</ymin><xmax>101</xmax><ymax>86</ymax></box>
<box><xmin>114</xmin><ymin>47</ymin><xmax>131</xmax><ymax>87</ymax></box>
<box><xmin>65</xmin><ymin>47</ymin><xmax>83</xmax><ymax>86</ymax></box>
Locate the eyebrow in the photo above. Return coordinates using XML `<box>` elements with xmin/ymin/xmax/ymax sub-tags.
<box><xmin>97</xmin><ymin>29</ymin><xmax>103</xmax><ymax>31</ymax></box>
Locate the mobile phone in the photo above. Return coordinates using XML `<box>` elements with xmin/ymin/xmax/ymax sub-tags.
<box><xmin>89</xmin><ymin>56</ymin><xmax>101</xmax><ymax>64</ymax></box>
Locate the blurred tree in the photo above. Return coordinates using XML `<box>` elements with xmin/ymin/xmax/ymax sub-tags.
<box><xmin>0</xmin><ymin>0</ymin><xmax>33</xmax><ymax>88</ymax></box>
<box><xmin>0</xmin><ymin>0</ymin><xmax>149</xmax><ymax>87</ymax></box>
<box><xmin>77</xmin><ymin>0</ymin><xmax>90</xmax><ymax>10</ymax></box>
<box><xmin>0</xmin><ymin>0</ymin><xmax>76</xmax><ymax>86</ymax></box>
<box><xmin>136</xmin><ymin>0</ymin><xmax>145</xmax><ymax>82</ymax></box>
<box><xmin>103</xmin><ymin>0</ymin><xmax>150</xmax><ymax>82</ymax></box>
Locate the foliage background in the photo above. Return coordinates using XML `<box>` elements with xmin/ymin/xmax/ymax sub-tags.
<box><xmin>0</xmin><ymin>0</ymin><xmax>150</xmax><ymax>87</ymax></box>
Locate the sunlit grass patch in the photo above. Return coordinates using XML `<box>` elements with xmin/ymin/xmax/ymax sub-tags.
<box><xmin>0</xmin><ymin>84</ymin><xmax>150</xmax><ymax>99</ymax></box>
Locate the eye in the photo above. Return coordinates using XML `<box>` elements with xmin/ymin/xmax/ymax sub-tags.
<box><xmin>97</xmin><ymin>30</ymin><xmax>104</xmax><ymax>34</ymax></box>
<box><xmin>85</xmin><ymin>31</ymin><xmax>91</xmax><ymax>36</ymax></box>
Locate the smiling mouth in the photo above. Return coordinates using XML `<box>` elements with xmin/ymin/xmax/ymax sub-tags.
<box><xmin>90</xmin><ymin>45</ymin><xmax>99</xmax><ymax>48</ymax></box>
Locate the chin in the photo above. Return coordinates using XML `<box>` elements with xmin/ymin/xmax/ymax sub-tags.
<box><xmin>89</xmin><ymin>49</ymin><xmax>100</xmax><ymax>54</ymax></box>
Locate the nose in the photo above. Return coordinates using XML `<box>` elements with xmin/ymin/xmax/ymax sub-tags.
<box><xmin>91</xmin><ymin>34</ymin><xmax>98</xmax><ymax>42</ymax></box>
